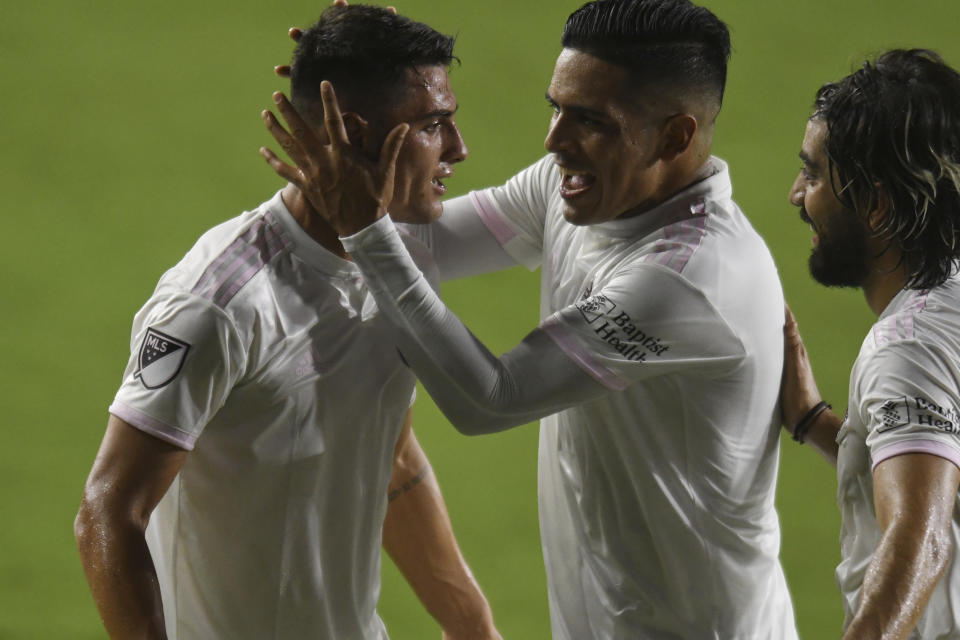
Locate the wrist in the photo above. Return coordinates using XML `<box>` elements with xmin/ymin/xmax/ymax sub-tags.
<box><xmin>791</xmin><ymin>400</ymin><xmax>831</xmax><ymax>444</ymax></box>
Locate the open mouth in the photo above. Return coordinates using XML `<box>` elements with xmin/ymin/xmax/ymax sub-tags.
<box><xmin>432</xmin><ymin>177</ymin><xmax>446</xmax><ymax>194</ymax></box>
<box><xmin>558</xmin><ymin>168</ymin><xmax>596</xmax><ymax>199</ymax></box>
<box><xmin>800</xmin><ymin>210</ymin><xmax>819</xmax><ymax>247</ymax></box>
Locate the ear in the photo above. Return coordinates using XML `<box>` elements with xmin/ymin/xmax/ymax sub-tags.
<box><xmin>341</xmin><ymin>111</ymin><xmax>372</xmax><ymax>151</ymax></box>
<box><xmin>866</xmin><ymin>183</ymin><xmax>891</xmax><ymax>232</ymax></box>
<box><xmin>658</xmin><ymin>113</ymin><xmax>698</xmax><ymax>161</ymax></box>
<box><xmin>660</xmin><ymin>113</ymin><xmax>699</xmax><ymax>162</ymax></box>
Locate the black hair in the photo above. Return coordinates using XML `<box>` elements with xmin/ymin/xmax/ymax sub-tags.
<box><xmin>813</xmin><ymin>49</ymin><xmax>960</xmax><ymax>290</ymax></box>
<box><xmin>560</xmin><ymin>0</ymin><xmax>730</xmax><ymax>106</ymax></box>
<box><xmin>290</xmin><ymin>4</ymin><xmax>456</xmax><ymax>123</ymax></box>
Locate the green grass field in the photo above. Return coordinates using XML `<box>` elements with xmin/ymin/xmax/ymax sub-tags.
<box><xmin>4</xmin><ymin>0</ymin><xmax>960</xmax><ymax>637</ymax></box>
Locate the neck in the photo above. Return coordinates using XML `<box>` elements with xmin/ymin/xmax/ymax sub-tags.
<box><xmin>281</xmin><ymin>184</ymin><xmax>350</xmax><ymax>261</ymax></box>
<box><xmin>861</xmin><ymin>244</ymin><xmax>909</xmax><ymax>316</ymax></box>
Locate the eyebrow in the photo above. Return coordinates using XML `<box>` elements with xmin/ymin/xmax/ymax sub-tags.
<box><xmin>545</xmin><ymin>92</ymin><xmax>608</xmax><ymax>120</ymax></box>
<box><xmin>798</xmin><ymin>150</ymin><xmax>820</xmax><ymax>171</ymax></box>
<box><xmin>417</xmin><ymin>105</ymin><xmax>459</xmax><ymax>121</ymax></box>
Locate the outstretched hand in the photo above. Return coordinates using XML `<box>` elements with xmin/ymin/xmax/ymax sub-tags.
<box><xmin>259</xmin><ymin>82</ymin><xmax>409</xmax><ymax>236</ymax></box>
<box><xmin>780</xmin><ymin>304</ymin><xmax>825</xmax><ymax>433</ymax></box>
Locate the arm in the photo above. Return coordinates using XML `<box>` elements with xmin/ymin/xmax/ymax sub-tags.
<box><xmin>343</xmin><ymin>219</ymin><xmax>608</xmax><ymax>434</ymax></box>
<box><xmin>75</xmin><ymin>415</ymin><xmax>188</xmax><ymax>639</ymax></box>
<box><xmin>261</xmin><ymin>84</ymin><xmax>607</xmax><ymax>434</ymax></box>
<box><xmin>382</xmin><ymin>409</ymin><xmax>501</xmax><ymax>639</ymax></box>
<box><xmin>780</xmin><ymin>304</ymin><xmax>841</xmax><ymax>464</ymax></box>
<box><xmin>407</xmin><ymin>195</ymin><xmax>519</xmax><ymax>282</ymax></box>
<box><xmin>842</xmin><ymin>453</ymin><xmax>960</xmax><ymax>639</ymax></box>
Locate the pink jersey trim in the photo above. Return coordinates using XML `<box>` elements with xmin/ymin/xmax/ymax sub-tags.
<box><xmin>872</xmin><ymin>438</ymin><xmax>960</xmax><ymax>471</ymax></box>
<box><xmin>542</xmin><ymin>318</ymin><xmax>627</xmax><ymax>391</ymax></box>
<box><xmin>192</xmin><ymin>211</ymin><xmax>293</xmax><ymax>308</ymax></box>
<box><xmin>643</xmin><ymin>200</ymin><xmax>709</xmax><ymax>274</ymax></box>
<box><xmin>470</xmin><ymin>191</ymin><xmax>516</xmax><ymax>245</ymax></box>
<box><xmin>109</xmin><ymin>401</ymin><xmax>197</xmax><ymax>451</ymax></box>
<box><xmin>872</xmin><ymin>290</ymin><xmax>929</xmax><ymax>347</ymax></box>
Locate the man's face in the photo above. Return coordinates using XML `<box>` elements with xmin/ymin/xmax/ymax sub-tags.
<box><xmin>789</xmin><ymin>118</ymin><xmax>872</xmax><ymax>287</ymax></box>
<box><xmin>376</xmin><ymin>65</ymin><xmax>467</xmax><ymax>223</ymax></box>
<box><xmin>544</xmin><ymin>48</ymin><xmax>670</xmax><ymax>225</ymax></box>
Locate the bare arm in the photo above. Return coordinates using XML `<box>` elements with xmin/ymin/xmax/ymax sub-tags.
<box><xmin>75</xmin><ymin>415</ymin><xmax>187</xmax><ymax>639</ymax></box>
<box><xmin>780</xmin><ymin>304</ymin><xmax>841</xmax><ymax>465</ymax></box>
<box><xmin>382</xmin><ymin>409</ymin><xmax>502</xmax><ymax>640</ymax></box>
<box><xmin>843</xmin><ymin>453</ymin><xmax>960</xmax><ymax>639</ymax></box>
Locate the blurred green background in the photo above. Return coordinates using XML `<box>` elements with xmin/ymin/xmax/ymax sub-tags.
<box><xmin>3</xmin><ymin>0</ymin><xmax>960</xmax><ymax>637</ymax></box>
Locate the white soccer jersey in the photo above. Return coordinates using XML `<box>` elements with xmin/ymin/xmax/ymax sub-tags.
<box><xmin>109</xmin><ymin>190</ymin><xmax>434</xmax><ymax>639</ymax></box>
<box><xmin>472</xmin><ymin>156</ymin><xmax>796</xmax><ymax>638</ymax></box>
<box><xmin>837</xmin><ymin>275</ymin><xmax>960</xmax><ymax>637</ymax></box>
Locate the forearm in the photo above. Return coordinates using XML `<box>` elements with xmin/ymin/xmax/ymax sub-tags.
<box><xmin>75</xmin><ymin>499</ymin><xmax>167</xmax><ymax>639</ymax></box>
<box><xmin>343</xmin><ymin>217</ymin><xmax>605</xmax><ymax>434</ymax></box>
<box><xmin>842</xmin><ymin>521</ymin><xmax>952</xmax><ymax>639</ymax></box>
<box><xmin>383</xmin><ymin>440</ymin><xmax>497</xmax><ymax>637</ymax></box>
<box><xmin>787</xmin><ymin>405</ymin><xmax>842</xmax><ymax>466</ymax></box>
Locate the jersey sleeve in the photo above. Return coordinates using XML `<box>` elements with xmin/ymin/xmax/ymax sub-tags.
<box><xmin>542</xmin><ymin>264</ymin><xmax>746</xmax><ymax>390</ymax></box>
<box><xmin>341</xmin><ymin>215</ymin><xmax>608</xmax><ymax>435</ymax></box>
<box><xmin>109</xmin><ymin>289</ymin><xmax>247</xmax><ymax>450</ymax></box>
<box><xmin>860</xmin><ymin>342</ymin><xmax>960</xmax><ymax>471</ymax></box>
<box><xmin>466</xmin><ymin>155</ymin><xmax>557</xmax><ymax>270</ymax></box>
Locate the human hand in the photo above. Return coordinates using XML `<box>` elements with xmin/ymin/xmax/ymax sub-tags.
<box><xmin>260</xmin><ymin>82</ymin><xmax>408</xmax><ymax>236</ymax></box>
<box><xmin>780</xmin><ymin>304</ymin><xmax>825</xmax><ymax>435</ymax></box>
<box><xmin>274</xmin><ymin>2</ymin><xmax>397</xmax><ymax>78</ymax></box>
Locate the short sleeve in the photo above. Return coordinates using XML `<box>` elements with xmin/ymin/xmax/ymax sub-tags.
<box><xmin>109</xmin><ymin>289</ymin><xmax>247</xmax><ymax>450</ymax></box>
<box><xmin>469</xmin><ymin>155</ymin><xmax>557</xmax><ymax>270</ymax></box>
<box><xmin>540</xmin><ymin>264</ymin><xmax>745</xmax><ymax>390</ymax></box>
<box><xmin>860</xmin><ymin>342</ymin><xmax>960</xmax><ymax>470</ymax></box>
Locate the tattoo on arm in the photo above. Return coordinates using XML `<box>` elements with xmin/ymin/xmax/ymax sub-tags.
<box><xmin>388</xmin><ymin>465</ymin><xmax>430</xmax><ymax>502</ymax></box>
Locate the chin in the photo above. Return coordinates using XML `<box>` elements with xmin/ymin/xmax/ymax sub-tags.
<box><xmin>561</xmin><ymin>203</ymin><xmax>597</xmax><ymax>226</ymax></box>
<box><xmin>391</xmin><ymin>201</ymin><xmax>442</xmax><ymax>225</ymax></box>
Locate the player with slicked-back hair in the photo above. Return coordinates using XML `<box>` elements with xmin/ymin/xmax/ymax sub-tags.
<box><xmin>783</xmin><ymin>48</ymin><xmax>960</xmax><ymax>638</ymax></box>
<box><xmin>290</xmin><ymin>4</ymin><xmax>458</xmax><ymax>125</ymax></box>
<box><xmin>561</xmin><ymin>0</ymin><xmax>731</xmax><ymax>106</ymax></box>
<box><xmin>265</xmin><ymin>0</ymin><xmax>799</xmax><ymax>637</ymax></box>
<box><xmin>75</xmin><ymin>4</ymin><xmax>499</xmax><ymax>639</ymax></box>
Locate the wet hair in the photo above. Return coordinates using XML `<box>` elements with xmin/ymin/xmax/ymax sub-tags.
<box><xmin>290</xmin><ymin>4</ymin><xmax>456</xmax><ymax>124</ymax></box>
<box><xmin>813</xmin><ymin>49</ymin><xmax>960</xmax><ymax>290</ymax></box>
<box><xmin>560</xmin><ymin>0</ymin><xmax>730</xmax><ymax>107</ymax></box>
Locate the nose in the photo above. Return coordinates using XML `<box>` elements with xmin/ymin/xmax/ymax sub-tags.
<box><xmin>544</xmin><ymin>112</ymin><xmax>571</xmax><ymax>154</ymax></box>
<box><xmin>444</xmin><ymin>122</ymin><xmax>468</xmax><ymax>164</ymax></box>
<box><xmin>788</xmin><ymin>173</ymin><xmax>804</xmax><ymax>207</ymax></box>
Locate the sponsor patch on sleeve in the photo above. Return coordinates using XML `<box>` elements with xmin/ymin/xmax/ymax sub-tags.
<box><xmin>135</xmin><ymin>328</ymin><xmax>191</xmax><ymax>389</ymax></box>
<box><xmin>575</xmin><ymin>294</ymin><xmax>669</xmax><ymax>362</ymax></box>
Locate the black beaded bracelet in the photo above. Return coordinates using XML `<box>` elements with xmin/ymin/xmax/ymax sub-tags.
<box><xmin>792</xmin><ymin>400</ymin><xmax>831</xmax><ymax>444</ymax></box>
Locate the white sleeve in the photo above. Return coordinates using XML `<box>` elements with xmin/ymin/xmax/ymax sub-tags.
<box><xmin>541</xmin><ymin>264</ymin><xmax>746</xmax><ymax>390</ymax></box>
<box><xmin>342</xmin><ymin>216</ymin><xmax>607</xmax><ymax>435</ymax></box>
<box><xmin>399</xmin><ymin>194</ymin><xmax>519</xmax><ymax>281</ymax></box>
<box><xmin>402</xmin><ymin>156</ymin><xmax>556</xmax><ymax>280</ymax></box>
<box><xmin>108</xmin><ymin>290</ymin><xmax>246</xmax><ymax>450</ymax></box>
<box><xmin>860</xmin><ymin>342</ymin><xmax>960</xmax><ymax>471</ymax></box>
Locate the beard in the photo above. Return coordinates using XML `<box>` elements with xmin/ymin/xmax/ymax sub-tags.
<box><xmin>808</xmin><ymin>212</ymin><xmax>872</xmax><ymax>288</ymax></box>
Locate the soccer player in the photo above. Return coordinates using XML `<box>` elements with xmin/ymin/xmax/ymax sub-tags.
<box><xmin>74</xmin><ymin>6</ymin><xmax>501</xmax><ymax>639</ymax></box>
<box><xmin>263</xmin><ymin>0</ymin><xmax>798</xmax><ymax>637</ymax></box>
<box><xmin>781</xmin><ymin>49</ymin><xmax>960</xmax><ymax>638</ymax></box>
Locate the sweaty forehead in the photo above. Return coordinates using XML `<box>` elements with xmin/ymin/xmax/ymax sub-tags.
<box><xmin>393</xmin><ymin>65</ymin><xmax>457</xmax><ymax>119</ymax></box>
<box><xmin>801</xmin><ymin>118</ymin><xmax>829</xmax><ymax>164</ymax></box>
<box><xmin>548</xmin><ymin>49</ymin><xmax>630</xmax><ymax>107</ymax></box>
